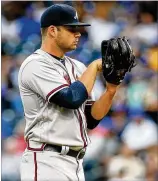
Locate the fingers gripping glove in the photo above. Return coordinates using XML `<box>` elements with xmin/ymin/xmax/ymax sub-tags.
<box><xmin>101</xmin><ymin>37</ymin><xmax>136</xmax><ymax>85</ymax></box>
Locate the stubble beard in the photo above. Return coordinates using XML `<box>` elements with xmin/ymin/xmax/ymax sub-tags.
<box><xmin>58</xmin><ymin>42</ymin><xmax>77</xmax><ymax>53</ymax></box>
<box><xmin>56</xmin><ymin>36</ymin><xmax>78</xmax><ymax>52</ymax></box>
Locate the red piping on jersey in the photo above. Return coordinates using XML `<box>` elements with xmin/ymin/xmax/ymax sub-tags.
<box><xmin>54</xmin><ymin>63</ymin><xmax>72</xmax><ymax>84</ymax></box>
<box><xmin>66</xmin><ymin>57</ymin><xmax>87</xmax><ymax>147</ymax></box>
<box><xmin>46</xmin><ymin>84</ymin><xmax>69</xmax><ymax>101</ymax></box>
<box><xmin>76</xmin><ymin>109</ymin><xmax>87</xmax><ymax>147</ymax></box>
<box><xmin>34</xmin><ymin>152</ymin><xmax>37</xmax><ymax>181</ymax></box>
<box><xmin>69</xmin><ymin>58</ymin><xmax>77</xmax><ymax>81</ymax></box>
<box><xmin>27</xmin><ymin>141</ymin><xmax>46</xmax><ymax>151</ymax></box>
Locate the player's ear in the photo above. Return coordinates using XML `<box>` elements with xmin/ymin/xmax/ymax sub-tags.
<box><xmin>48</xmin><ymin>25</ymin><xmax>57</xmax><ymax>38</ymax></box>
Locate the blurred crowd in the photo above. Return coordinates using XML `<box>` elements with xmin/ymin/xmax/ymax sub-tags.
<box><xmin>1</xmin><ymin>1</ymin><xmax>158</xmax><ymax>181</ymax></box>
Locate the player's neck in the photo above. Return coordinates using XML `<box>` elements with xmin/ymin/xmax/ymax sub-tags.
<box><xmin>41</xmin><ymin>42</ymin><xmax>64</xmax><ymax>58</ymax></box>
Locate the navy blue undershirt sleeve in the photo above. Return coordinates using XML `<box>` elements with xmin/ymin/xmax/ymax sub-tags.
<box><xmin>49</xmin><ymin>81</ymin><xmax>88</xmax><ymax>109</ymax></box>
<box><xmin>85</xmin><ymin>104</ymin><xmax>101</xmax><ymax>129</ymax></box>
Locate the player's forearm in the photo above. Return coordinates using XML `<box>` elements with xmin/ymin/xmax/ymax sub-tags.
<box><xmin>78</xmin><ymin>62</ymin><xmax>99</xmax><ymax>95</ymax></box>
<box><xmin>91</xmin><ymin>88</ymin><xmax>117</xmax><ymax>120</ymax></box>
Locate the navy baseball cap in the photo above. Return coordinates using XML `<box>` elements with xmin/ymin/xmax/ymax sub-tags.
<box><xmin>40</xmin><ymin>4</ymin><xmax>91</xmax><ymax>27</ymax></box>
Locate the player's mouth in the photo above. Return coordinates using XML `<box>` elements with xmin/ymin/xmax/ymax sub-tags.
<box><xmin>73</xmin><ymin>41</ymin><xmax>79</xmax><ymax>45</ymax></box>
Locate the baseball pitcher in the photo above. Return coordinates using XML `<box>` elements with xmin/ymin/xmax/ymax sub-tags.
<box><xmin>18</xmin><ymin>4</ymin><xmax>136</xmax><ymax>181</ymax></box>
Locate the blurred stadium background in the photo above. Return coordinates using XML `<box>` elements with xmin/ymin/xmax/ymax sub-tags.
<box><xmin>1</xmin><ymin>1</ymin><xmax>158</xmax><ymax>181</ymax></box>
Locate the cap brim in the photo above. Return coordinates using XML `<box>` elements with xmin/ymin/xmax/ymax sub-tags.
<box><xmin>63</xmin><ymin>22</ymin><xmax>91</xmax><ymax>26</ymax></box>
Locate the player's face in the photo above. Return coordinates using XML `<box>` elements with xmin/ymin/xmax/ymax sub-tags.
<box><xmin>55</xmin><ymin>26</ymin><xmax>82</xmax><ymax>52</ymax></box>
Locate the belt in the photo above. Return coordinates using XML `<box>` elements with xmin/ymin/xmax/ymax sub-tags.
<box><xmin>44</xmin><ymin>144</ymin><xmax>85</xmax><ymax>159</ymax></box>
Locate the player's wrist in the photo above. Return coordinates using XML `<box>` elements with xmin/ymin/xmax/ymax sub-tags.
<box><xmin>106</xmin><ymin>82</ymin><xmax>119</xmax><ymax>94</ymax></box>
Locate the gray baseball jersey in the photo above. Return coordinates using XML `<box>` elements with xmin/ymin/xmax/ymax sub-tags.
<box><xmin>18</xmin><ymin>49</ymin><xmax>96</xmax><ymax>149</ymax></box>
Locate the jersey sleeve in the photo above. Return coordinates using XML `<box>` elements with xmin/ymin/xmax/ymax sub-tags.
<box><xmin>21</xmin><ymin>59</ymin><xmax>69</xmax><ymax>102</ymax></box>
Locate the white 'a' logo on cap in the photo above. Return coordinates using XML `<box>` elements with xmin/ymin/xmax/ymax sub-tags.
<box><xmin>74</xmin><ymin>12</ymin><xmax>78</xmax><ymax>20</ymax></box>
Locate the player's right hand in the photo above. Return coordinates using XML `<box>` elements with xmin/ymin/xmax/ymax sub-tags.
<box><xmin>92</xmin><ymin>59</ymin><xmax>102</xmax><ymax>72</ymax></box>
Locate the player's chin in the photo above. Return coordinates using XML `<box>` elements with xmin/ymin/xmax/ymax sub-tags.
<box><xmin>66</xmin><ymin>44</ymin><xmax>78</xmax><ymax>51</ymax></box>
<box><xmin>70</xmin><ymin>45</ymin><xmax>77</xmax><ymax>50</ymax></box>
<box><xmin>73</xmin><ymin>43</ymin><xmax>78</xmax><ymax>48</ymax></box>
